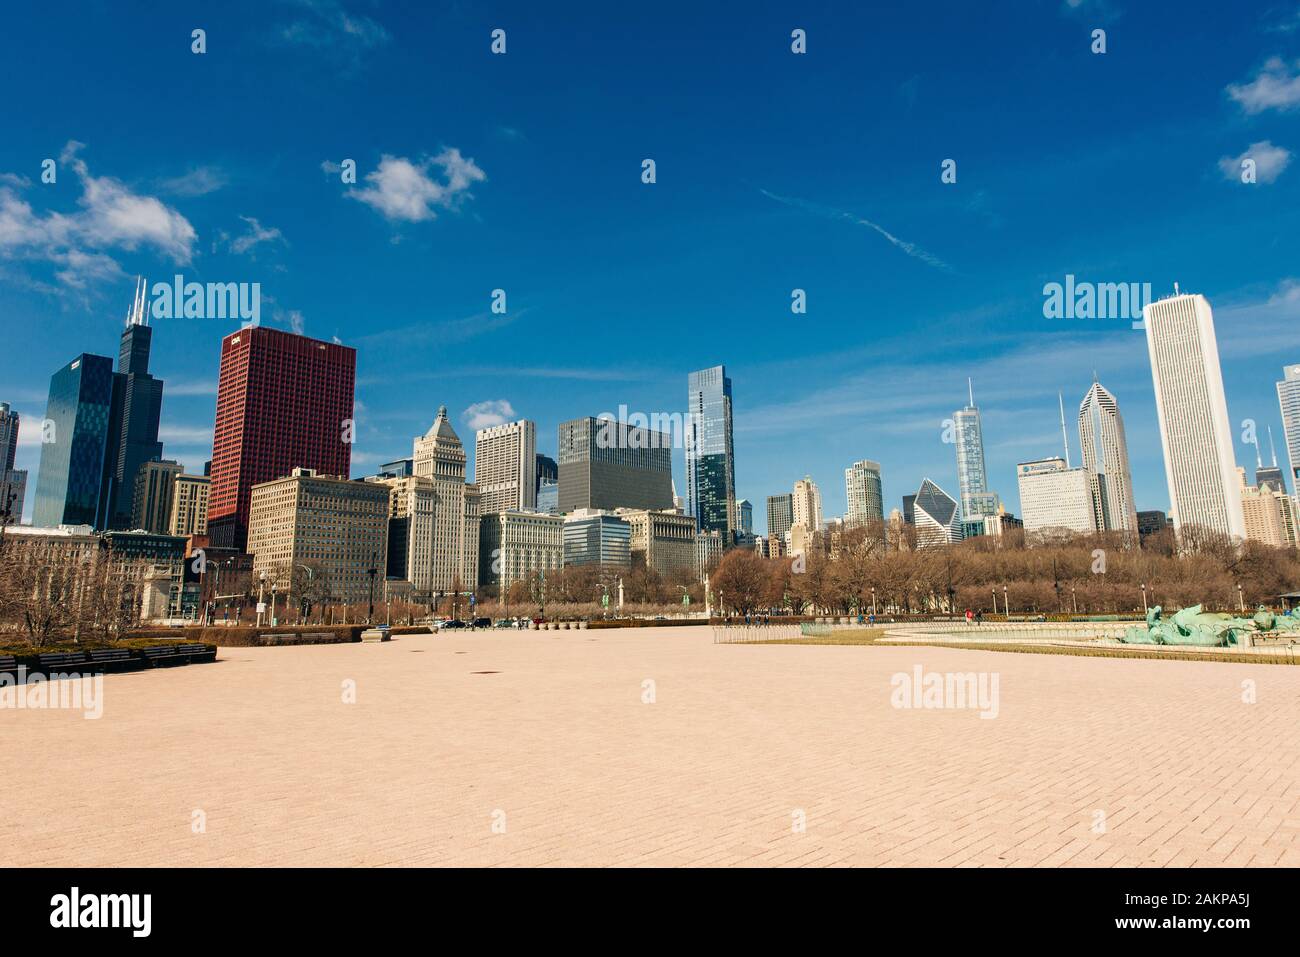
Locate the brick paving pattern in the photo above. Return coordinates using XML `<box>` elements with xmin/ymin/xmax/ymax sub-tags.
<box><xmin>3</xmin><ymin>625</ymin><xmax>1297</xmax><ymax>867</ymax></box>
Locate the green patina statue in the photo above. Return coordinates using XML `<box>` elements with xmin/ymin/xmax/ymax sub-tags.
<box><xmin>1121</xmin><ymin>604</ymin><xmax>1300</xmax><ymax>647</ymax></box>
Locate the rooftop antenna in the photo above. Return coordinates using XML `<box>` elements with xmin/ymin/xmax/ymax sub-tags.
<box><xmin>967</xmin><ymin>377</ymin><xmax>974</xmax><ymax>408</ymax></box>
<box><xmin>1058</xmin><ymin>392</ymin><xmax>1071</xmax><ymax>468</ymax></box>
<box><xmin>126</xmin><ymin>275</ymin><xmax>148</xmax><ymax>327</ymax></box>
<box><xmin>1254</xmin><ymin>432</ymin><xmax>1264</xmax><ymax>469</ymax></box>
<box><xmin>1268</xmin><ymin>425</ymin><xmax>1279</xmax><ymax>467</ymax></box>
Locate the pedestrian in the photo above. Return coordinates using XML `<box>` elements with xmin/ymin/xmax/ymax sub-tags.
<box><xmin>975</xmin><ymin>609</ymin><xmax>983</xmax><ymax>626</ymax></box>
<box><xmin>965</xmin><ymin>608</ymin><xmax>973</xmax><ymax>626</ymax></box>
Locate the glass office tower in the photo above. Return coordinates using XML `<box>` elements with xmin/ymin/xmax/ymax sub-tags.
<box><xmin>33</xmin><ymin>354</ymin><xmax>119</xmax><ymax>527</ymax></box>
<box><xmin>686</xmin><ymin>365</ymin><xmax>736</xmax><ymax>541</ymax></box>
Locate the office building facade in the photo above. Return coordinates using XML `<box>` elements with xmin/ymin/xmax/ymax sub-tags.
<box><xmin>412</xmin><ymin>405</ymin><xmax>481</xmax><ymax>592</ymax></box>
<box><xmin>168</xmin><ymin>473</ymin><xmax>210</xmax><ymax>537</ymax></box>
<box><xmin>685</xmin><ymin>365</ymin><xmax>736</xmax><ymax>540</ymax></box>
<box><xmin>1016</xmin><ymin>457</ymin><xmax>1098</xmax><ymax>538</ymax></box>
<box><xmin>791</xmin><ymin>476</ymin><xmax>823</xmax><ymax>532</ymax></box>
<box><xmin>845</xmin><ymin>460</ymin><xmax>885</xmax><ymax>527</ymax></box>
<box><xmin>247</xmin><ymin>468</ymin><xmax>390</xmax><ymax>606</ymax></box>
<box><xmin>480</xmin><ymin>510</ymin><xmax>564</xmax><ymax>590</ymax></box>
<box><xmin>1278</xmin><ymin>364</ymin><xmax>1300</xmax><ymax>493</ymax></box>
<box><xmin>33</xmin><ymin>354</ymin><xmax>118</xmax><ymax>528</ymax></box>
<box><xmin>767</xmin><ymin>493</ymin><xmax>793</xmax><ymax>541</ymax></box>
<box><xmin>621</xmin><ymin>507</ymin><xmax>697</xmax><ymax>578</ymax></box>
<box><xmin>563</xmin><ymin>511</ymin><xmax>632</xmax><ymax>568</ymax></box>
<box><xmin>1143</xmin><ymin>293</ymin><xmax>1245</xmax><ymax>541</ymax></box>
<box><xmin>475</xmin><ymin>420</ymin><xmax>537</xmax><ymax>514</ymax></box>
<box><xmin>131</xmin><ymin>459</ymin><xmax>183</xmax><ymax>534</ymax></box>
<box><xmin>954</xmin><ymin>383</ymin><xmax>999</xmax><ymax>521</ymax></box>
<box><xmin>912</xmin><ymin>479</ymin><xmax>962</xmax><ymax>547</ymax></box>
<box><xmin>557</xmin><ymin>416</ymin><xmax>673</xmax><ymax>513</ymax></box>
<box><xmin>1077</xmin><ymin>380</ymin><xmax>1139</xmax><ymax>538</ymax></box>
<box><xmin>207</xmin><ymin>327</ymin><xmax>356</xmax><ymax>550</ymax></box>
<box><xmin>0</xmin><ymin>402</ymin><xmax>26</xmax><ymax>524</ymax></box>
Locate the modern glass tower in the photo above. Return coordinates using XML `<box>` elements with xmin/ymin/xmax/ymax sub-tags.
<box><xmin>953</xmin><ymin>380</ymin><xmax>998</xmax><ymax>521</ymax></box>
<box><xmin>686</xmin><ymin>365</ymin><xmax>736</xmax><ymax>541</ymax></box>
<box><xmin>33</xmin><ymin>353</ymin><xmax>119</xmax><ymax>528</ymax></box>
<box><xmin>1077</xmin><ymin>379</ymin><xmax>1139</xmax><ymax>537</ymax></box>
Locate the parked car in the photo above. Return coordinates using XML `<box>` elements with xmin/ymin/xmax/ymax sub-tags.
<box><xmin>436</xmin><ymin>619</ymin><xmax>467</xmax><ymax>630</ymax></box>
<box><xmin>472</xmin><ymin>617</ymin><xmax>492</xmax><ymax>629</ymax></box>
<box><xmin>532</xmin><ymin>616</ymin><xmax>547</xmax><ymax>625</ymax></box>
<box><xmin>493</xmin><ymin>618</ymin><xmax>515</xmax><ymax>628</ymax></box>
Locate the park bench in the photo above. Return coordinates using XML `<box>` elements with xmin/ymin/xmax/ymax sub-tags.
<box><xmin>37</xmin><ymin>651</ymin><xmax>88</xmax><ymax>670</ymax></box>
<box><xmin>0</xmin><ymin>655</ymin><xmax>15</xmax><ymax>674</ymax></box>
<box><xmin>85</xmin><ymin>648</ymin><xmax>138</xmax><ymax>672</ymax></box>
<box><xmin>139</xmin><ymin>643</ymin><xmax>216</xmax><ymax>667</ymax></box>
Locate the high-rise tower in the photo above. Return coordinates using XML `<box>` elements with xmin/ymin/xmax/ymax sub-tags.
<box><xmin>1077</xmin><ymin>379</ymin><xmax>1138</xmax><ymax>538</ymax></box>
<box><xmin>1143</xmin><ymin>292</ymin><xmax>1245</xmax><ymax>541</ymax></box>
<box><xmin>686</xmin><ymin>365</ymin><xmax>736</xmax><ymax>541</ymax></box>
<box><xmin>953</xmin><ymin>379</ymin><xmax>998</xmax><ymax>521</ymax></box>
<box><xmin>207</xmin><ymin>327</ymin><xmax>356</xmax><ymax>549</ymax></box>
<box><xmin>107</xmin><ymin>276</ymin><xmax>165</xmax><ymax>529</ymax></box>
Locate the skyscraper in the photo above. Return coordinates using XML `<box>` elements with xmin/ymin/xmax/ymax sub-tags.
<box><xmin>106</xmin><ymin>278</ymin><xmax>165</xmax><ymax>529</ymax></box>
<box><xmin>734</xmin><ymin>498</ymin><xmax>753</xmax><ymax>536</ymax></box>
<box><xmin>474</xmin><ymin>420</ymin><xmax>537</xmax><ymax>514</ymax></box>
<box><xmin>953</xmin><ymin>380</ymin><xmax>998</xmax><ymax>521</ymax></box>
<box><xmin>207</xmin><ymin>327</ymin><xmax>356</xmax><ymax>549</ymax></box>
<box><xmin>131</xmin><ymin>459</ymin><xmax>183</xmax><ymax>534</ymax></box>
<box><xmin>791</xmin><ymin>476</ymin><xmax>822</xmax><ymax>533</ymax></box>
<box><xmin>557</xmin><ymin>416</ymin><xmax>673</xmax><ymax>513</ymax></box>
<box><xmin>686</xmin><ymin>365</ymin><xmax>737</xmax><ymax>540</ymax></box>
<box><xmin>766</xmin><ymin>493</ymin><xmax>793</xmax><ymax>541</ymax></box>
<box><xmin>1016</xmin><ymin>457</ymin><xmax>1097</xmax><ymax>538</ymax></box>
<box><xmin>33</xmin><ymin>353</ymin><xmax>118</xmax><ymax>528</ymax></box>
<box><xmin>912</xmin><ymin>479</ymin><xmax>962</xmax><ymax>547</ymax></box>
<box><xmin>1143</xmin><ymin>292</ymin><xmax>1245</xmax><ymax>541</ymax></box>
<box><xmin>845</xmin><ymin>460</ymin><xmax>885</xmax><ymax>527</ymax></box>
<box><xmin>1077</xmin><ymin>380</ymin><xmax>1138</xmax><ymax>538</ymax></box>
<box><xmin>0</xmin><ymin>402</ymin><xmax>27</xmax><ymax>525</ymax></box>
<box><xmin>412</xmin><ymin>405</ymin><xmax>481</xmax><ymax>591</ymax></box>
<box><xmin>1278</xmin><ymin>364</ymin><xmax>1300</xmax><ymax>492</ymax></box>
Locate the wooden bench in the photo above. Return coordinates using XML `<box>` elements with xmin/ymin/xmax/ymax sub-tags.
<box><xmin>140</xmin><ymin>644</ymin><xmax>217</xmax><ymax>666</ymax></box>
<box><xmin>37</xmin><ymin>651</ymin><xmax>88</xmax><ymax>670</ymax></box>
<box><xmin>86</xmin><ymin>648</ymin><xmax>138</xmax><ymax>672</ymax></box>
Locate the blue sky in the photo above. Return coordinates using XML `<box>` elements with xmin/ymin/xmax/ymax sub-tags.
<box><xmin>3</xmin><ymin>0</ymin><xmax>1300</xmax><ymax>530</ymax></box>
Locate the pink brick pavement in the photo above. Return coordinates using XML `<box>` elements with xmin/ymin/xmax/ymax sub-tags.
<box><xmin>2</xmin><ymin>625</ymin><xmax>1297</xmax><ymax>867</ymax></box>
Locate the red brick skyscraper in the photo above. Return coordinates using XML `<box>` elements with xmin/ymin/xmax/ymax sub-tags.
<box><xmin>206</xmin><ymin>327</ymin><xmax>356</xmax><ymax>549</ymax></box>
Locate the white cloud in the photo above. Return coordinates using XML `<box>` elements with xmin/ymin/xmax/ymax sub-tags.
<box><xmin>279</xmin><ymin>0</ymin><xmax>390</xmax><ymax>53</ymax></box>
<box><xmin>0</xmin><ymin>143</ymin><xmax>197</xmax><ymax>289</ymax></box>
<box><xmin>349</xmin><ymin>149</ymin><xmax>486</xmax><ymax>223</ymax></box>
<box><xmin>1227</xmin><ymin>57</ymin><xmax>1300</xmax><ymax>113</ymax></box>
<box><xmin>158</xmin><ymin>166</ymin><xmax>227</xmax><ymax>197</ymax></box>
<box><xmin>462</xmin><ymin>400</ymin><xmax>516</xmax><ymax>430</ymax></box>
<box><xmin>1218</xmin><ymin>140</ymin><xmax>1292</xmax><ymax>183</ymax></box>
<box><xmin>159</xmin><ymin>424</ymin><xmax>214</xmax><ymax>445</ymax></box>
<box><xmin>229</xmin><ymin>215</ymin><xmax>285</xmax><ymax>255</ymax></box>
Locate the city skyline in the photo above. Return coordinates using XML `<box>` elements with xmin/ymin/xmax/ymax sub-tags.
<box><xmin>3</xmin><ymin>2</ymin><xmax>1300</xmax><ymax>533</ymax></box>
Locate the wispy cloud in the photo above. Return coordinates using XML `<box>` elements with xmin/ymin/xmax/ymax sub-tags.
<box><xmin>0</xmin><ymin>142</ymin><xmax>196</xmax><ymax>289</ymax></box>
<box><xmin>157</xmin><ymin>166</ymin><xmax>227</xmax><ymax>197</ymax></box>
<box><xmin>1227</xmin><ymin>57</ymin><xmax>1300</xmax><ymax>113</ymax></box>
<box><xmin>758</xmin><ymin>188</ymin><xmax>952</xmax><ymax>272</ymax></box>
<box><xmin>277</xmin><ymin>0</ymin><xmax>390</xmax><ymax>53</ymax></box>
<box><xmin>348</xmin><ymin>149</ymin><xmax>486</xmax><ymax>223</ymax></box>
<box><xmin>224</xmin><ymin>215</ymin><xmax>286</xmax><ymax>255</ymax></box>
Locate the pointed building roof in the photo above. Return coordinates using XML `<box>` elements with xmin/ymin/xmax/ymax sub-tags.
<box><xmin>423</xmin><ymin>405</ymin><xmax>461</xmax><ymax>443</ymax></box>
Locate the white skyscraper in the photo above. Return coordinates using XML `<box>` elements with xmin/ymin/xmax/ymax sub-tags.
<box><xmin>474</xmin><ymin>419</ymin><xmax>537</xmax><ymax>514</ymax></box>
<box><xmin>1016</xmin><ymin>457</ymin><xmax>1097</xmax><ymax>538</ymax></box>
<box><xmin>791</xmin><ymin>476</ymin><xmax>823</xmax><ymax>532</ymax></box>
<box><xmin>844</xmin><ymin>460</ymin><xmax>884</xmax><ymax>527</ymax></box>
<box><xmin>953</xmin><ymin>380</ymin><xmax>999</xmax><ymax>521</ymax></box>
<box><xmin>913</xmin><ymin>478</ymin><xmax>962</xmax><ymax>547</ymax></box>
<box><xmin>1277</xmin><ymin>364</ymin><xmax>1300</xmax><ymax>493</ymax></box>
<box><xmin>1077</xmin><ymin>380</ymin><xmax>1139</xmax><ymax>538</ymax></box>
<box><xmin>1142</xmin><ymin>292</ymin><xmax>1245</xmax><ymax>541</ymax></box>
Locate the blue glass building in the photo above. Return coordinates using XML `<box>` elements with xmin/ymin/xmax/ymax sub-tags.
<box><xmin>33</xmin><ymin>354</ymin><xmax>119</xmax><ymax>527</ymax></box>
<box><xmin>686</xmin><ymin>365</ymin><xmax>736</xmax><ymax>541</ymax></box>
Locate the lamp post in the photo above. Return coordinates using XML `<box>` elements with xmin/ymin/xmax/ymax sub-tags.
<box><xmin>1003</xmin><ymin>584</ymin><xmax>1008</xmax><ymax>619</ymax></box>
<box><xmin>256</xmin><ymin>571</ymin><xmax>268</xmax><ymax>627</ymax></box>
<box><xmin>1237</xmin><ymin>582</ymin><xmax>1245</xmax><ymax>614</ymax></box>
<box><xmin>1071</xmin><ymin>585</ymin><xmax>1077</xmax><ymax>615</ymax></box>
<box><xmin>367</xmin><ymin>554</ymin><xmax>378</xmax><ymax>624</ymax></box>
<box><xmin>871</xmin><ymin>587</ymin><xmax>877</xmax><ymax>617</ymax></box>
<box><xmin>991</xmin><ymin>588</ymin><xmax>997</xmax><ymax>616</ymax></box>
<box><xmin>1141</xmin><ymin>582</ymin><xmax>1148</xmax><ymax>614</ymax></box>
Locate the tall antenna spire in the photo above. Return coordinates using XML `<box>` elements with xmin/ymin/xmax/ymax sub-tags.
<box><xmin>1268</xmin><ymin>425</ymin><xmax>1279</xmax><ymax>467</ymax></box>
<box><xmin>967</xmin><ymin>377</ymin><xmax>974</xmax><ymax>408</ymax></box>
<box><xmin>1254</xmin><ymin>433</ymin><xmax>1264</xmax><ymax>469</ymax></box>
<box><xmin>1058</xmin><ymin>392</ymin><xmax>1071</xmax><ymax>468</ymax></box>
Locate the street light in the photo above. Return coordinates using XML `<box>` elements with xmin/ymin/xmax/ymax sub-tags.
<box><xmin>1003</xmin><ymin>584</ymin><xmax>1008</xmax><ymax>619</ymax></box>
<box><xmin>367</xmin><ymin>554</ymin><xmax>378</xmax><ymax>624</ymax></box>
<box><xmin>1237</xmin><ymin>582</ymin><xmax>1245</xmax><ymax>614</ymax></box>
<box><xmin>1141</xmin><ymin>582</ymin><xmax>1148</xmax><ymax>614</ymax></box>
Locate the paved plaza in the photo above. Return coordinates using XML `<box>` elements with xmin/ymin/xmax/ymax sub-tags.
<box><xmin>4</xmin><ymin>625</ymin><xmax>1299</xmax><ymax>867</ymax></box>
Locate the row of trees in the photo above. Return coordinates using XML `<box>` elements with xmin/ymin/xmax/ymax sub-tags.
<box><xmin>706</xmin><ymin>525</ymin><xmax>1300</xmax><ymax>617</ymax></box>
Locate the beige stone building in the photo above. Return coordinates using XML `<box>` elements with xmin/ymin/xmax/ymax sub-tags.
<box><xmin>474</xmin><ymin>420</ymin><xmax>536</xmax><ymax>514</ymax></box>
<box><xmin>1239</xmin><ymin>468</ymin><xmax>1295</xmax><ymax>548</ymax></box>
<box><xmin>167</xmin><ymin>473</ymin><xmax>210</xmax><ymax>537</ymax></box>
<box><xmin>247</xmin><ymin>468</ymin><xmax>390</xmax><ymax>606</ymax></box>
<box><xmin>619</xmin><ymin>507</ymin><xmax>697</xmax><ymax>578</ymax></box>
<box><xmin>371</xmin><ymin>474</ymin><xmax>439</xmax><ymax>603</ymax></box>
<box><xmin>792</xmin><ymin>476</ymin><xmax>823</xmax><ymax>532</ymax></box>
<box><xmin>479</xmin><ymin>510</ymin><xmax>564</xmax><ymax>592</ymax></box>
<box><xmin>412</xmin><ymin>406</ymin><xmax>481</xmax><ymax>592</ymax></box>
